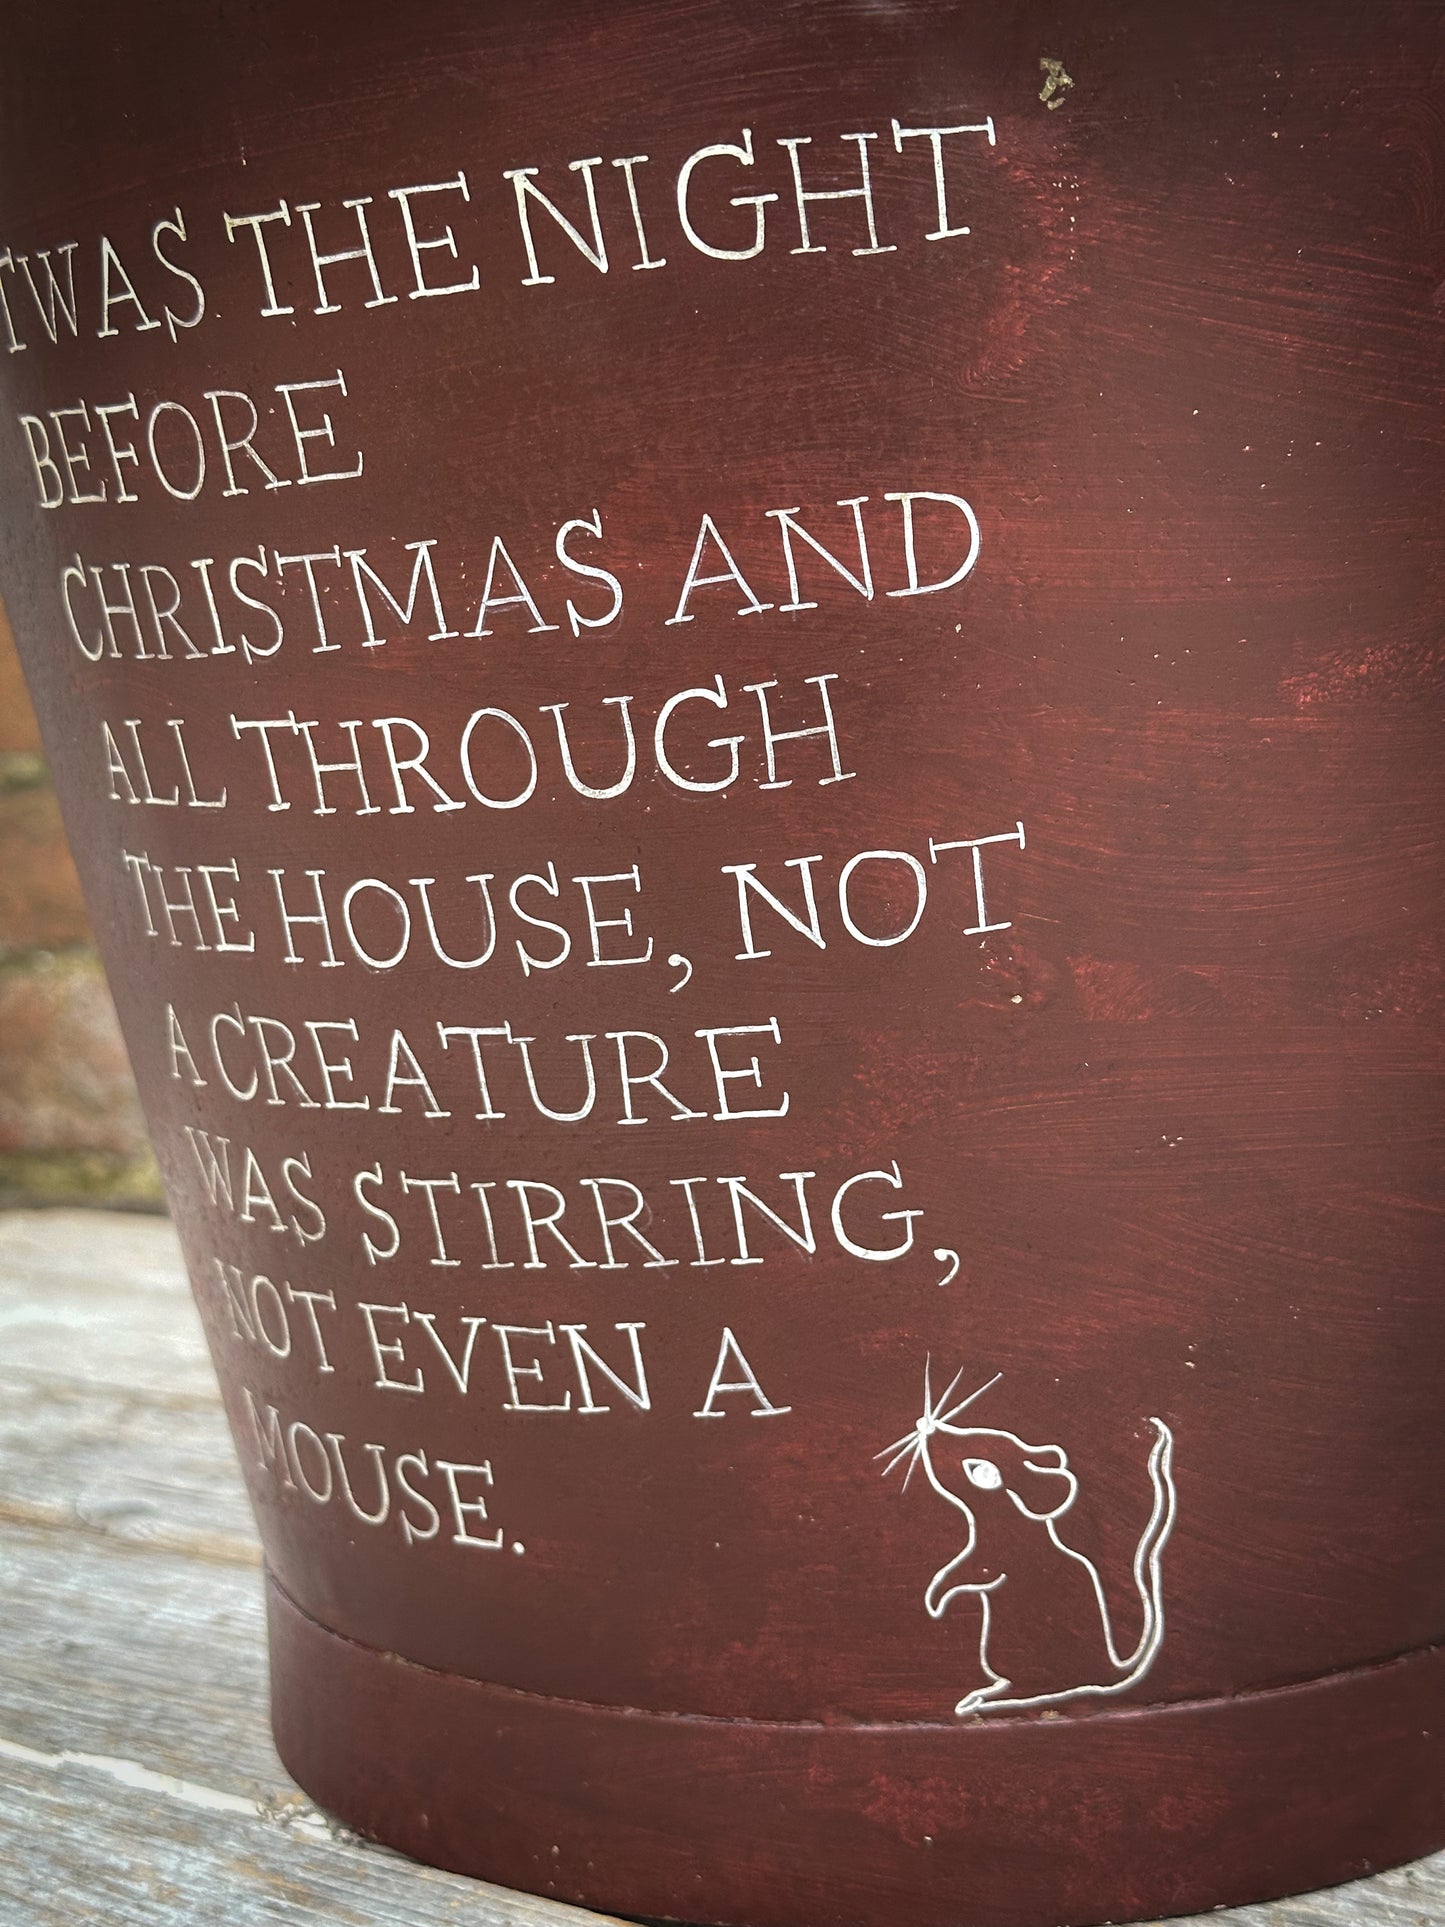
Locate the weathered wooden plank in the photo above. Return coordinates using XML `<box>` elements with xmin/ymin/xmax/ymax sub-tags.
<box><xmin>0</xmin><ymin>1213</ymin><xmax>625</xmax><ymax>1926</ymax></box>
<box><xmin>0</xmin><ymin>1748</ymin><xmax>623</xmax><ymax>1927</ymax></box>
<box><xmin>0</xmin><ymin>1210</ymin><xmax>215</xmax><ymax>1401</ymax></box>
<box><xmin>2</xmin><ymin>1525</ymin><xmax>275</xmax><ymax>1783</ymax></box>
<box><xmin>0</xmin><ymin>1528</ymin><xmax>620</xmax><ymax>1926</ymax></box>
<box><xmin>0</xmin><ymin>1209</ymin><xmax>256</xmax><ymax>1561</ymax></box>
<box><xmin>1</xmin><ymin>1209</ymin><xmax>1441</xmax><ymax>1927</ymax></box>
<box><xmin>0</xmin><ymin>1374</ymin><xmax>258</xmax><ymax>1561</ymax></box>
<box><xmin>1141</xmin><ymin>1855</ymin><xmax>1445</xmax><ymax>1927</ymax></box>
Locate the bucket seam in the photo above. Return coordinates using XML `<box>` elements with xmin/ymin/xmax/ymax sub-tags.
<box><xmin>264</xmin><ymin>1568</ymin><xmax>1445</xmax><ymax>1732</ymax></box>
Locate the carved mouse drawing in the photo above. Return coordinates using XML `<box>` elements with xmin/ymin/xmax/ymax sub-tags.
<box><xmin>878</xmin><ymin>1367</ymin><xmax>1177</xmax><ymax>1716</ymax></box>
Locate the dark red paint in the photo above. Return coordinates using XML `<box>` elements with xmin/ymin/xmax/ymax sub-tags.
<box><xmin>1</xmin><ymin>4</ymin><xmax>1441</xmax><ymax>1922</ymax></box>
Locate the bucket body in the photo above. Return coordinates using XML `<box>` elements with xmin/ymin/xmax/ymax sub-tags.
<box><xmin>1</xmin><ymin>4</ymin><xmax>1442</xmax><ymax>1922</ymax></box>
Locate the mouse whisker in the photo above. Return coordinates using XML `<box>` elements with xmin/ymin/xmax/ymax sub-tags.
<box><xmin>940</xmin><ymin>1370</ymin><xmax>1005</xmax><ymax>1427</ymax></box>
<box><xmin>930</xmin><ymin>1364</ymin><xmax>967</xmax><ymax>1423</ymax></box>
<box><xmin>878</xmin><ymin>1437</ymin><xmax>923</xmax><ymax>1480</ymax></box>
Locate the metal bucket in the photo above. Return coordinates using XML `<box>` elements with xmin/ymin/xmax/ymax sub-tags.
<box><xmin>2</xmin><ymin>4</ymin><xmax>1441</xmax><ymax>1920</ymax></box>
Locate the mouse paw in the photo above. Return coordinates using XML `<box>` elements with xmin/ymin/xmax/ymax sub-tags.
<box><xmin>954</xmin><ymin>1680</ymin><xmax>1010</xmax><ymax>1717</ymax></box>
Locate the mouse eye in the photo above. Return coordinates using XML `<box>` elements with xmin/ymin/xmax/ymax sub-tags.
<box><xmin>963</xmin><ymin>1458</ymin><xmax>1003</xmax><ymax>1490</ymax></box>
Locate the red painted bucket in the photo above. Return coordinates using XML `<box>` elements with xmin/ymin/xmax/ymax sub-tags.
<box><xmin>2</xmin><ymin>5</ymin><xmax>1442</xmax><ymax>1921</ymax></box>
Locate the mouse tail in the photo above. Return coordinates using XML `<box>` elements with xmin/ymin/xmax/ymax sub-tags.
<box><xmin>1116</xmin><ymin>1417</ymin><xmax>1177</xmax><ymax>1675</ymax></box>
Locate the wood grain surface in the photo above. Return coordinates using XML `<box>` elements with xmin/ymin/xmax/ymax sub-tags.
<box><xmin>0</xmin><ymin>1207</ymin><xmax>1440</xmax><ymax>1927</ymax></box>
<box><xmin>0</xmin><ymin>1211</ymin><xmax>619</xmax><ymax>1927</ymax></box>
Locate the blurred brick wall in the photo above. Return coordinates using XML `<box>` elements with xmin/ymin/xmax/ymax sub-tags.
<box><xmin>0</xmin><ymin>602</ymin><xmax>162</xmax><ymax>1208</ymax></box>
